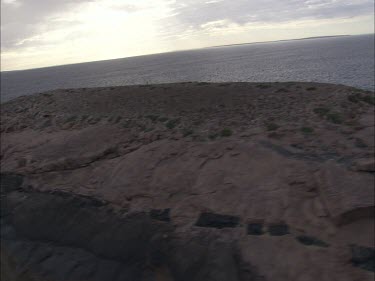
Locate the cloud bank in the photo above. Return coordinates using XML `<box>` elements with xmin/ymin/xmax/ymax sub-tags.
<box><xmin>1</xmin><ymin>0</ymin><xmax>374</xmax><ymax>70</ymax></box>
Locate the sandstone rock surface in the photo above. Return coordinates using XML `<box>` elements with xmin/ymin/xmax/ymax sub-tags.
<box><xmin>1</xmin><ymin>82</ymin><xmax>374</xmax><ymax>280</ymax></box>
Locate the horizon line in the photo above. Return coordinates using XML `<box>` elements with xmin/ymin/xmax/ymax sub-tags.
<box><xmin>205</xmin><ymin>34</ymin><xmax>351</xmax><ymax>49</ymax></box>
<box><xmin>1</xmin><ymin>33</ymin><xmax>373</xmax><ymax>73</ymax></box>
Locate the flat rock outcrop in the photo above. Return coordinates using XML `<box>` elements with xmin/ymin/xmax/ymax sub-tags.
<box><xmin>1</xmin><ymin>82</ymin><xmax>374</xmax><ymax>280</ymax></box>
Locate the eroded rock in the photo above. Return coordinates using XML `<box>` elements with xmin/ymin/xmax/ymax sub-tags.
<box><xmin>267</xmin><ymin>224</ymin><xmax>290</xmax><ymax>236</ymax></box>
<box><xmin>1</xmin><ymin>83</ymin><xmax>374</xmax><ymax>281</ymax></box>
<box><xmin>296</xmin><ymin>235</ymin><xmax>329</xmax><ymax>247</ymax></box>
<box><xmin>150</xmin><ymin>208</ymin><xmax>171</xmax><ymax>222</ymax></box>
<box><xmin>1</xmin><ymin>183</ymin><xmax>258</xmax><ymax>281</ymax></box>
<box><xmin>247</xmin><ymin>223</ymin><xmax>265</xmax><ymax>236</ymax></box>
<box><xmin>350</xmin><ymin>245</ymin><xmax>375</xmax><ymax>272</ymax></box>
<box><xmin>195</xmin><ymin>212</ymin><xmax>240</xmax><ymax>229</ymax></box>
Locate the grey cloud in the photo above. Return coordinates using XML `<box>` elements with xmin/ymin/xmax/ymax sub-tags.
<box><xmin>2</xmin><ymin>0</ymin><xmax>373</xmax><ymax>52</ymax></box>
<box><xmin>1</xmin><ymin>0</ymin><xmax>86</xmax><ymax>25</ymax></box>
<box><xmin>161</xmin><ymin>0</ymin><xmax>374</xmax><ymax>35</ymax></box>
<box><xmin>1</xmin><ymin>0</ymin><xmax>150</xmax><ymax>51</ymax></box>
<box><xmin>0</xmin><ymin>0</ymin><xmax>95</xmax><ymax>50</ymax></box>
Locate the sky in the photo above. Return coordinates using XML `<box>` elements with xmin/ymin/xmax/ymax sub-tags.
<box><xmin>1</xmin><ymin>0</ymin><xmax>374</xmax><ymax>71</ymax></box>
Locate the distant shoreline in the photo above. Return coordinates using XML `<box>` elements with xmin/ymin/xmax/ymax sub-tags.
<box><xmin>205</xmin><ymin>35</ymin><xmax>351</xmax><ymax>49</ymax></box>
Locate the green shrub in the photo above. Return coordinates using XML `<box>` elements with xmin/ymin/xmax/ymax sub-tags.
<box><xmin>256</xmin><ymin>84</ymin><xmax>271</xmax><ymax>89</ymax></box>
<box><xmin>285</xmin><ymin>82</ymin><xmax>296</xmax><ymax>87</ymax></box>
<box><xmin>266</xmin><ymin>123</ymin><xmax>279</xmax><ymax>131</ymax></box>
<box><xmin>158</xmin><ymin>117</ymin><xmax>169</xmax><ymax>122</ymax></box>
<box><xmin>301</xmin><ymin>127</ymin><xmax>314</xmax><ymax>133</ymax></box>
<box><xmin>276</xmin><ymin>88</ymin><xmax>289</xmax><ymax>93</ymax></box>
<box><xmin>348</xmin><ymin>93</ymin><xmax>361</xmax><ymax>103</ymax></box>
<box><xmin>122</xmin><ymin>120</ymin><xmax>132</xmax><ymax>128</ymax></box>
<box><xmin>326</xmin><ymin>112</ymin><xmax>343</xmax><ymax>124</ymax></box>
<box><xmin>65</xmin><ymin>115</ymin><xmax>77</xmax><ymax>123</ymax></box>
<box><xmin>306</xmin><ymin>87</ymin><xmax>317</xmax><ymax>91</ymax></box>
<box><xmin>209</xmin><ymin>133</ymin><xmax>218</xmax><ymax>140</ymax></box>
<box><xmin>348</xmin><ymin>93</ymin><xmax>374</xmax><ymax>105</ymax></box>
<box><xmin>183</xmin><ymin>129</ymin><xmax>194</xmax><ymax>137</ymax></box>
<box><xmin>313</xmin><ymin>107</ymin><xmax>330</xmax><ymax>116</ymax></box>
<box><xmin>138</xmin><ymin>124</ymin><xmax>146</xmax><ymax>131</ymax></box>
<box><xmin>268</xmin><ymin>132</ymin><xmax>282</xmax><ymax>139</ymax></box>
<box><xmin>146</xmin><ymin>115</ymin><xmax>159</xmax><ymax>122</ymax></box>
<box><xmin>220</xmin><ymin>128</ymin><xmax>232</xmax><ymax>137</ymax></box>
<box><xmin>114</xmin><ymin>116</ymin><xmax>122</xmax><ymax>123</ymax></box>
<box><xmin>362</xmin><ymin>95</ymin><xmax>375</xmax><ymax>105</ymax></box>
<box><xmin>165</xmin><ymin>118</ymin><xmax>180</xmax><ymax>129</ymax></box>
<box><xmin>355</xmin><ymin>138</ymin><xmax>368</xmax><ymax>148</ymax></box>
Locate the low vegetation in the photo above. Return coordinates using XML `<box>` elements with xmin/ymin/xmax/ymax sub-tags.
<box><xmin>165</xmin><ymin>118</ymin><xmax>180</xmax><ymax>129</ymax></box>
<box><xmin>146</xmin><ymin>115</ymin><xmax>159</xmax><ymax>122</ymax></box>
<box><xmin>256</xmin><ymin>84</ymin><xmax>271</xmax><ymax>89</ymax></box>
<box><xmin>362</xmin><ymin>95</ymin><xmax>375</xmax><ymax>105</ymax></box>
<box><xmin>208</xmin><ymin>129</ymin><xmax>233</xmax><ymax>139</ymax></box>
<box><xmin>65</xmin><ymin>115</ymin><xmax>77</xmax><ymax>123</ymax></box>
<box><xmin>182</xmin><ymin>129</ymin><xmax>194</xmax><ymax>137</ymax></box>
<box><xmin>158</xmin><ymin>117</ymin><xmax>169</xmax><ymax>122</ymax></box>
<box><xmin>326</xmin><ymin>112</ymin><xmax>343</xmax><ymax>124</ymax></box>
<box><xmin>306</xmin><ymin>87</ymin><xmax>317</xmax><ymax>91</ymax></box>
<box><xmin>220</xmin><ymin>128</ymin><xmax>232</xmax><ymax>137</ymax></box>
<box><xmin>144</xmin><ymin>127</ymin><xmax>154</xmax><ymax>132</ymax></box>
<box><xmin>219</xmin><ymin>83</ymin><xmax>230</xmax><ymax>87</ymax></box>
<box><xmin>313</xmin><ymin>107</ymin><xmax>344</xmax><ymax>124</ymax></box>
<box><xmin>114</xmin><ymin>116</ymin><xmax>122</xmax><ymax>123</ymax></box>
<box><xmin>348</xmin><ymin>92</ymin><xmax>375</xmax><ymax>105</ymax></box>
<box><xmin>276</xmin><ymin>88</ymin><xmax>289</xmax><ymax>93</ymax></box>
<box><xmin>209</xmin><ymin>133</ymin><xmax>218</xmax><ymax>140</ymax></box>
<box><xmin>266</xmin><ymin>123</ymin><xmax>279</xmax><ymax>131</ymax></box>
<box><xmin>355</xmin><ymin>138</ymin><xmax>368</xmax><ymax>148</ymax></box>
<box><xmin>313</xmin><ymin>107</ymin><xmax>330</xmax><ymax>117</ymax></box>
<box><xmin>300</xmin><ymin>127</ymin><xmax>314</xmax><ymax>134</ymax></box>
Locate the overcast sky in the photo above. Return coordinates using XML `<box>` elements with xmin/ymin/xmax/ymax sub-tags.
<box><xmin>1</xmin><ymin>0</ymin><xmax>374</xmax><ymax>71</ymax></box>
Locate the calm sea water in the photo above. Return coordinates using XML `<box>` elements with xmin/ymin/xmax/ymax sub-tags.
<box><xmin>1</xmin><ymin>34</ymin><xmax>374</xmax><ymax>102</ymax></box>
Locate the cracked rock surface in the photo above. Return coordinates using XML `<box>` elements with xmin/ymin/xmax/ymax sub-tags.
<box><xmin>1</xmin><ymin>82</ymin><xmax>374</xmax><ymax>280</ymax></box>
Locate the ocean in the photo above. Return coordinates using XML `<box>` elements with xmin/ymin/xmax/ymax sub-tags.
<box><xmin>1</xmin><ymin>34</ymin><xmax>374</xmax><ymax>102</ymax></box>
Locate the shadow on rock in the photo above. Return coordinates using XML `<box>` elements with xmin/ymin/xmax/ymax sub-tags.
<box><xmin>1</xmin><ymin>174</ymin><xmax>262</xmax><ymax>281</ymax></box>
